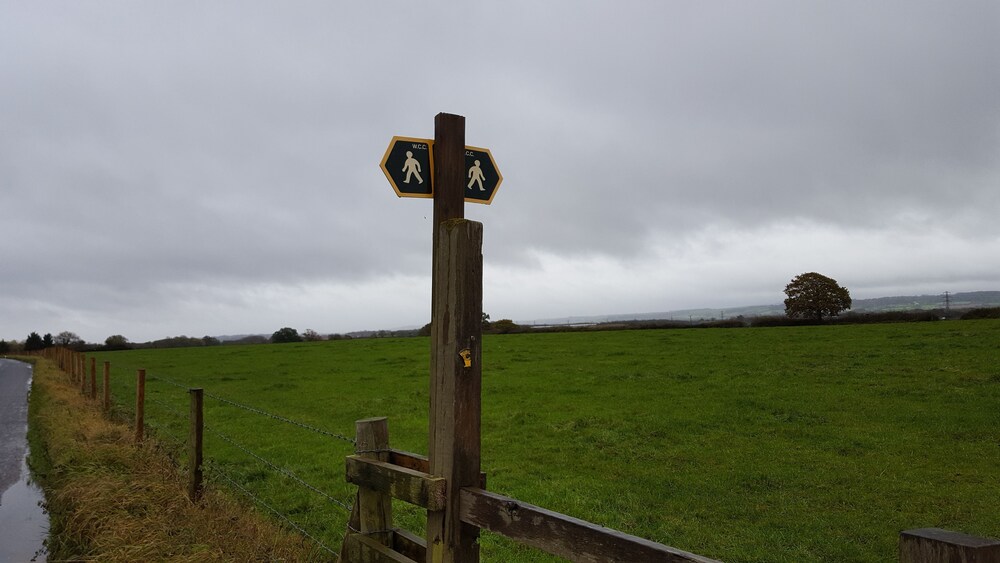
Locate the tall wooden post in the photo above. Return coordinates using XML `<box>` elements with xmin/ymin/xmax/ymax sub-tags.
<box><xmin>80</xmin><ymin>356</ymin><xmax>86</xmax><ymax>392</ymax></box>
<box><xmin>135</xmin><ymin>369</ymin><xmax>146</xmax><ymax>443</ymax></box>
<box><xmin>427</xmin><ymin>112</ymin><xmax>483</xmax><ymax>563</ymax></box>
<box><xmin>103</xmin><ymin>362</ymin><xmax>111</xmax><ymax>413</ymax></box>
<box><xmin>90</xmin><ymin>358</ymin><xmax>97</xmax><ymax>400</ymax></box>
<box><xmin>188</xmin><ymin>388</ymin><xmax>204</xmax><ymax>502</ymax></box>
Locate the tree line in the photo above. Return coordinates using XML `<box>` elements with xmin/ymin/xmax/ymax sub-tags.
<box><xmin>5</xmin><ymin>273</ymin><xmax>995</xmax><ymax>354</ymax></box>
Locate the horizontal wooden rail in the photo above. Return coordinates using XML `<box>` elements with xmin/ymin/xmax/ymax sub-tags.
<box><xmin>459</xmin><ymin>488</ymin><xmax>722</xmax><ymax>563</ymax></box>
<box><xmin>343</xmin><ymin>533</ymin><xmax>418</xmax><ymax>563</ymax></box>
<box><xmin>389</xmin><ymin>448</ymin><xmax>487</xmax><ymax>488</ymax></box>
<box><xmin>346</xmin><ymin>456</ymin><xmax>447</xmax><ymax>511</ymax></box>
<box><xmin>899</xmin><ymin>528</ymin><xmax>1000</xmax><ymax>563</ymax></box>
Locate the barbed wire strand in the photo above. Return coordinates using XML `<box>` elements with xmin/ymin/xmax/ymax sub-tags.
<box><xmin>135</xmin><ymin>370</ymin><xmax>356</xmax><ymax>446</ymax></box>
<box><xmin>204</xmin><ymin>460</ymin><xmax>340</xmax><ymax>558</ymax></box>
<box><xmin>204</xmin><ymin>391</ymin><xmax>356</xmax><ymax>445</ymax></box>
<box><xmin>146</xmin><ymin>394</ymin><xmax>188</xmax><ymax>420</ymax></box>
<box><xmin>146</xmin><ymin>373</ymin><xmax>190</xmax><ymax>391</ymax></box>
<box><xmin>203</xmin><ymin>424</ymin><xmax>353</xmax><ymax>512</ymax></box>
<box><xmin>145</xmin><ymin>420</ymin><xmax>188</xmax><ymax>459</ymax></box>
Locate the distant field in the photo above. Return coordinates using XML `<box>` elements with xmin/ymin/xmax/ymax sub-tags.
<box><xmin>89</xmin><ymin>320</ymin><xmax>1000</xmax><ymax>562</ymax></box>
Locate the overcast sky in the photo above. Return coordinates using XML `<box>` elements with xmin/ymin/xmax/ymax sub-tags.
<box><xmin>3</xmin><ymin>2</ymin><xmax>999</xmax><ymax>343</ymax></box>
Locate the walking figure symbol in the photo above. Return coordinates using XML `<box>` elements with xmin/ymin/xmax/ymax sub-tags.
<box><xmin>402</xmin><ymin>151</ymin><xmax>423</xmax><ymax>184</ymax></box>
<box><xmin>467</xmin><ymin>160</ymin><xmax>485</xmax><ymax>191</ymax></box>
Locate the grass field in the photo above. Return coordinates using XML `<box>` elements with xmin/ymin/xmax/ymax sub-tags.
<box><xmin>88</xmin><ymin>320</ymin><xmax>1000</xmax><ymax>562</ymax></box>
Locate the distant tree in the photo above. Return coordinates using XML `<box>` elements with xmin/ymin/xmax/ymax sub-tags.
<box><xmin>417</xmin><ymin>322</ymin><xmax>432</xmax><ymax>337</ymax></box>
<box><xmin>271</xmin><ymin>327</ymin><xmax>302</xmax><ymax>343</ymax></box>
<box><xmin>55</xmin><ymin>331</ymin><xmax>84</xmax><ymax>348</ymax></box>
<box><xmin>784</xmin><ymin>272</ymin><xmax>852</xmax><ymax>320</ymax></box>
<box><xmin>24</xmin><ymin>332</ymin><xmax>45</xmax><ymax>351</ymax></box>
<box><xmin>104</xmin><ymin>335</ymin><xmax>131</xmax><ymax>350</ymax></box>
<box><xmin>490</xmin><ymin>319</ymin><xmax>520</xmax><ymax>334</ymax></box>
<box><xmin>0</xmin><ymin>340</ymin><xmax>10</xmax><ymax>354</ymax></box>
<box><xmin>42</xmin><ymin>333</ymin><xmax>54</xmax><ymax>348</ymax></box>
<box><xmin>961</xmin><ymin>307</ymin><xmax>1000</xmax><ymax>320</ymax></box>
<box><xmin>202</xmin><ymin>336</ymin><xmax>221</xmax><ymax>346</ymax></box>
<box><xmin>302</xmin><ymin>329</ymin><xmax>324</xmax><ymax>342</ymax></box>
<box><xmin>482</xmin><ymin>313</ymin><xmax>491</xmax><ymax>330</ymax></box>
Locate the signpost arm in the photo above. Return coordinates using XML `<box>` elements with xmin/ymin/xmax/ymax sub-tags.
<box><xmin>428</xmin><ymin>112</ymin><xmax>482</xmax><ymax>563</ymax></box>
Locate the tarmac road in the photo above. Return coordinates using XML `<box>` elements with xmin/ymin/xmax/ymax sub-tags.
<box><xmin>0</xmin><ymin>358</ymin><xmax>49</xmax><ymax>561</ymax></box>
<box><xmin>0</xmin><ymin>358</ymin><xmax>33</xmax><ymax>495</ymax></box>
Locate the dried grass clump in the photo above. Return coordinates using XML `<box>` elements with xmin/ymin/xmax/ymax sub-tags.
<box><xmin>29</xmin><ymin>359</ymin><xmax>326</xmax><ymax>562</ymax></box>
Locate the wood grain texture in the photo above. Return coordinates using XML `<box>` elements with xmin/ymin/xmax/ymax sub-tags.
<box><xmin>357</xmin><ymin>417</ymin><xmax>393</xmax><ymax>548</ymax></box>
<box><xmin>345</xmin><ymin>456</ymin><xmax>447</xmax><ymax>511</ymax></box>
<box><xmin>459</xmin><ymin>488</ymin><xmax>722</xmax><ymax>563</ymax></box>
<box><xmin>899</xmin><ymin>528</ymin><xmax>1000</xmax><ymax>563</ymax></box>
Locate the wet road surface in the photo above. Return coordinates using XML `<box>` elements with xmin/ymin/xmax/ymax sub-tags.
<box><xmin>0</xmin><ymin>358</ymin><xmax>48</xmax><ymax>562</ymax></box>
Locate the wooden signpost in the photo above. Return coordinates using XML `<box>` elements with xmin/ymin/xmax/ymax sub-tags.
<box><xmin>376</xmin><ymin>113</ymin><xmax>489</xmax><ymax>562</ymax></box>
<box><xmin>426</xmin><ymin>113</ymin><xmax>483</xmax><ymax>563</ymax></box>
<box><xmin>362</xmin><ymin>114</ymin><xmax>718</xmax><ymax>563</ymax></box>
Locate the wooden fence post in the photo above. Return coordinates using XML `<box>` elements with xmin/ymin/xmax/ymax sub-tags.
<box><xmin>426</xmin><ymin>108</ymin><xmax>482</xmax><ymax>563</ymax></box>
<box><xmin>80</xmin><ymin>355</ymin><xmax>86</xmax><ymax>391</ymax></box>
<box><xmin>900</xmin><ymin>528</ymin><xmax>1000</xmax><ymax>563</ymax></box>
<box><xmin>90</xmin><ymin>357</ymin><xmax>97</xmax><ymax>400</ymax></box>
<box><xmin>135</xmin><ymin>369</ymin><xmax>146</xmax><ymax>443</ymax></box>
<box><xmin>356</xmin><ymin>417</ymin><xmax>392</xmax><ymax>547</ymax></box>
<box><xmin>103</xmin><ymin>361</ymin><xmax>111</xmax><ymax>413</ymax></box>
<box><xmin>188</xmin><ymin>388</ymin><xmax>204</xmax><ymax>502</ymax></box>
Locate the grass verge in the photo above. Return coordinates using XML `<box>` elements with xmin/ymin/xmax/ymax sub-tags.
<box><xmin>25</xmin><ymin>356</ymin><xmax>324</xmax><ymax>562</ymax></box>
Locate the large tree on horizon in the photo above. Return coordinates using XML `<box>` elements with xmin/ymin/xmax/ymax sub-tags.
<box><xmin>784</xmin><ymin>272</ymin><xmax>852</xmax><ymax>320</ymax></box>
<box><xmin>271</xmin><ymin>327</ymin><xmax>302</xmax><ymax>343</ymax></box>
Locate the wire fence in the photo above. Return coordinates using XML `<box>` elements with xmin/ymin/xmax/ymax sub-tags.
<box><xmin>85</xmin><ymin>361</ymin><xmax>360</xmax><ymax>555</ymax></box>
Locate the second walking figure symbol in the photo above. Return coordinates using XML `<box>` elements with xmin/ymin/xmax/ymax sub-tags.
<box><xmin>467</xmin><ymin>160</ymin><xmax>485</xmax><ymax>191</ymax></box>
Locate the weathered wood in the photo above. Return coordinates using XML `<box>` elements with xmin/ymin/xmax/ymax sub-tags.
<box><xmin>339</xmin><ymin>491</ymin><xmax>362</xmax><ymax>563</ymax></box>
<box><xmin>346</xmin><ymin>456</ymin><xmax>446</xmax><ymax>510</ymax></box>
<box><xmin>135</xmin><ymin>369</ymin><xmax>145</xmax><ymax>443</ymax></box>
<box><xmin>90</xmin><ymin>357</ymin><xmax>97</xmax><ymax>399</ymax></box>
<box><xmin>392</xmin><ymin>528</ymin><xmax>427</xmax><ymax>562</ymax></box>
<box><xmin>428</xmin><ymin>215</ymin><xmax>483</xmax><ymax>563</ymax></box>
<box><xmin>356</xmin><ymin>417</ymin><xmax>393</xmax><ymax>548</ymax></box>
<box><xmin>427</xmin><ymin>111</ymin><xmax>482</xmax><ymax>563</ymax></box>
<box><xmin>389</xmin><ymin>449</ymin><xmax>430</xmax><ymax>473</ymax></box>
<box><xmin>188</xmin><ymin>388</ymin><xmax>204</xmax><ymax>502</ymax></box>
<box><xmin>343</xmin><ymin>533</ymin><xmax>418</xmax><ymax>563</ymax></box>
<box><xmin>389</xmin><ymin>449</ymin><xmax>486</xmax><ymax>488</ymax></box>
<box><xmin>431</xmin><ymin>112</ymin><xmax>465</xmax><ymax>246</ymax></box>
<box><xmin>459</xmin><ymin>488</ymin><xmax>723</xmax><ymax>563</ymax></box>
<box><xmin>899</xmin><ymin>528</ymin><xmax>1000</xmax><ymax>563</ymax></box>
<box><xmin>102</xmin><ymin>361</ymin><xmax>110</xmax><ymax>413</ymax></box>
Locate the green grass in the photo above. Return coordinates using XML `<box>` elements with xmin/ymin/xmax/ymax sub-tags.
<box><xmin>88</xmin><ymin>320</ymin><xmax>1000</xmax><ymax>562</ymax></box>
